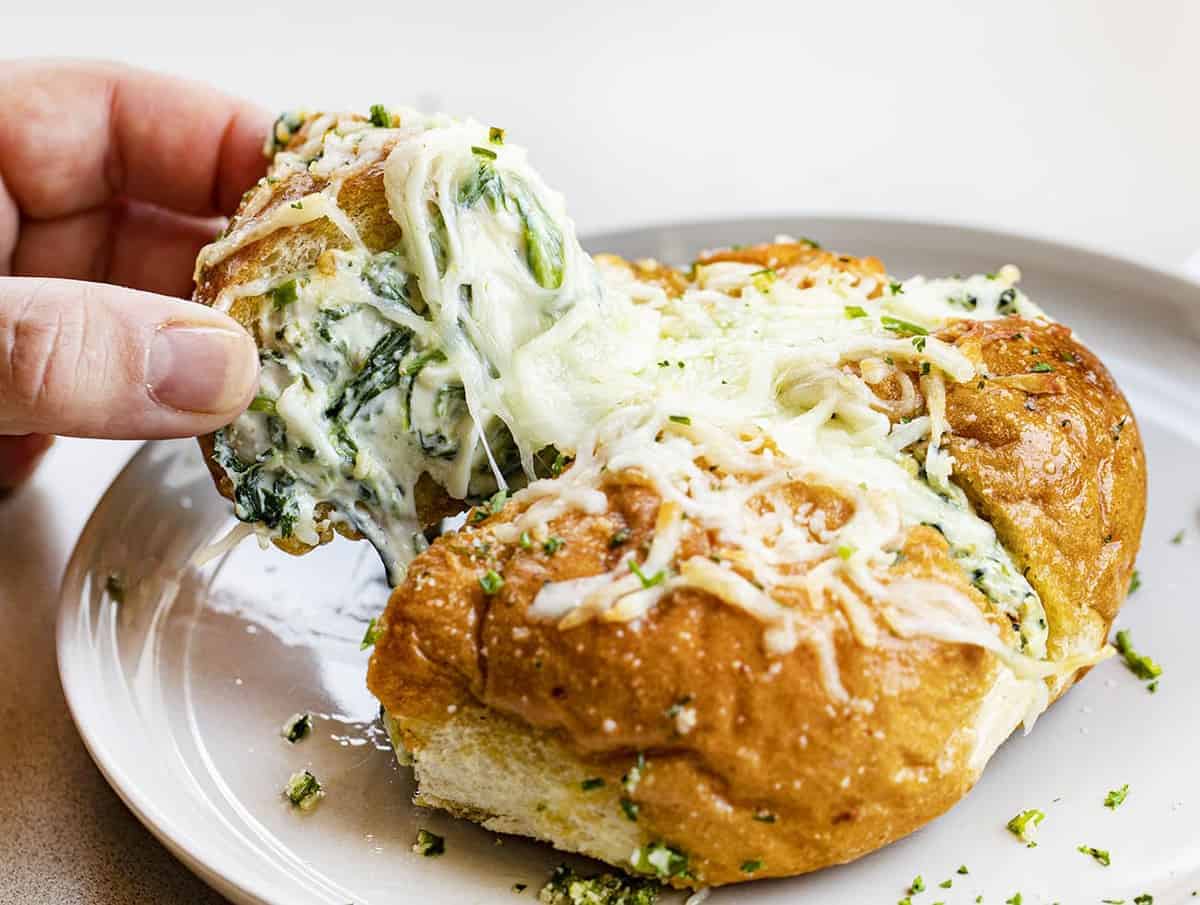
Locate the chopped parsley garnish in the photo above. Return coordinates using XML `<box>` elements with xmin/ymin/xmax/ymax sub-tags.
<box><xmin>248</xmin><ymin>395</ymin><xmax>277</xmax><ymax>414</ymax></box>
<box><xmin>1006</xmin><ymin>895</ymin><xmax>1023</xmax><ymax>905</ymax></box>
<box><xmin>609</xmin><ymin>528</ymin><xmax>631</xmax><ymax>548</ymax></box>
<box><xmin>543</xmin><ymin>536</ymin><xmax>565</xmax><ymax>555</ymax></box>
<box><xmin>889</xmin><ymin>281</ymin><xmax>904</xmax><ymax>295</ymax></box>
<box><xmin>939</xmin><ymin>879</ymin><xmax>953</xmax><ymax>888</ymax></box>
<box><xmin>479</xmin><ymin>570</ymin><xmax>505</xmax><ymax>595</ymax></box>
<box><xmin>740</xmin><ymin>860</ymin><xmax>763</xmax><ymax>874</ymax></box>
<box><xmin>412</xmin><ymin>828</ymin><xmax>445</xmax><ymax>856</ymax></box>
<box><xmin>628</xmin><ymin>560</ymin><xmax>665</xmax><ymax>589</ymax></box>
<box><xmin>1114</xmin><ymin>628</ymin><xmax>1161</xmax><ymax>682</ymax></box>
<box><xmin>629</xmin><ymin>841</ymin><xmax>689</xmax><ymax>880</ymax></box>
<box><xmin>580</xmin><ymin>777</ymin><xmax>605</xmax><ymax>791</ymax></box>
<box><xmin>1104</xmin><ymin>784</ymin><xmax>1129</xmax><ymax>809</ymax></box>
<box><xmin>368</xmin><ymin>104</ymin><xmax>391</xmax><ymax>127</ymax></box>
<box><xmin>471</xmin><ymin>145</ymin><xmax>498</xmax><ymax>160</ymax></box>
<box><xmin>360</xmin><ymin>617</ymin><xmax>381</xmax><ymax>650</ymax></box>
<box><xmin>921</xmin><ymin>361</ymin><xmax>932</xmax><ymax>375</ymax></box>
<box><xmin>957</xmin><ymin>865</ymin><xmax>969</xmax><ymax>874</ymax></box>
<box><xmin>910</xmin><ymin>875</ymin><xmax>926</xmax><ymax>894</ymax></box>
<box><xmin>290</xmin><ymin>200</ymin><xmax>303</xmax><ymax>210</ymax></box>
<box><xmin>880</xmin><ymin>315</ymin><xmax>928</xmax><ymax>337</ymax></box>
<box><xmin>1030</xmin><ymin>362</ymin><xmax>1054</xmax><ymax>373</ymax></box>
<box><xmin>619</xmin><ymin>798</ymin><xmax>639</xmax><ymax>821</ymax></box>
<box><xmin>845</xmin><ymin>305</ymin><xmax>869</xmax><ymax>319</ymax></box>
<box><xmin>912</xmin><ymin>335</ymin><xmax>927</xmax><ymax>352</ymax></box>
<box><xmin>519</xmin><ymin>531</ymin><xmax>534</xmax><ymax>550</ymax></box>
<box><xmin>283</xmin><ymin>769</ymin><xmax>323</xmax><ymax>810</ymax></box>
<box><xmin>104</xmin><ymin>573</ymin><xmax>125</xmax><ymax>604</ymax></box>
<box><xmin>539</xmin><ymin>864</ymin><xmax>660</xmax><ymax>905</ymax></box>
<box><xmin>280</xmin><ymin>712</ymin><xmax>312</xmax><ymax>743</ymax></box>
<box><xmin>489</xmin><ymin>126</ymin><xmax>505</xmax><ymax>144</ymax></box>
<box><xmin>270</xmin><ymin>279</ymin><xmax>298</xmax><ymax>309</ymax></box>
<box><xmin>668</xmin><ymin>414</ymin><xmax>692</xmax><ymax>425</ymax></box>
<box><xmin>472</xmin><ymin>488</ymin><xmax>509</xmax><ymax>523</ymax></box>
<box><xmin>1171</xmin><ymin>530</ymin><xmax>1185</xmax><ymax>544</ymax></box>
<box><xmin>750</xmin><ymin>268</ymin><xmax>776</xmax><ymax>292</ymax></box>
<box><xmin>1078</xmin><ymin>844</ymin><xmax>1111</xmax><ymax>866</ymax></box>
<box><xmin>1006</xmin><ymin>808</ymin><xmax>1045</xmax><ymax>847</ymax></box>
<box><xmin>1134</xmin><ymin>896</ymin><xmax>1153</xmax><ymax>904</ymax></box>
<box><xmin>1128</xmin><ymin>570</ymin><xmax>1142</xmax><ymax>594</ymax></box>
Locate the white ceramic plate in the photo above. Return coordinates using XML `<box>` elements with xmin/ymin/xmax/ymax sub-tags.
<box><xmin>58</xmin><ymin>217</ymin><xmax>1200</xmax><ymax>905</ymax></box>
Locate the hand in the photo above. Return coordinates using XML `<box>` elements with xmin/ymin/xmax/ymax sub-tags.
<box><xmin>0</xmin><ymin>60</ymin><xmax>271</xmax><ymax>492</ymax></box>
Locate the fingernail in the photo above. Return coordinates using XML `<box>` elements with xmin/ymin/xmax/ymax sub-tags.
<box><xmin>147</xmin><ymin>325</ymin><xmax>257</xmax><ymax>414</ymax></box>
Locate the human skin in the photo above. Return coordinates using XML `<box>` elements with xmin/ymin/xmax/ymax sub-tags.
<box><xmin>0</xmin><ymin>60</ymin><xmax>270</xmax><ymax>491</ymax></box>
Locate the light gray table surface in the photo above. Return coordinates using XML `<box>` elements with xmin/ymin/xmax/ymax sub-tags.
<box><xmin>0</xmin><ymin>438</ymin><xmax>227</xmax><ymax>905</ymax></box>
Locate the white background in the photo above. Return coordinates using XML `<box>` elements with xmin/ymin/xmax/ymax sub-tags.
<box><xmin>4</xmin><ymin>0</ymin><xmax>1199</xmax><ymax>272</ymax></box>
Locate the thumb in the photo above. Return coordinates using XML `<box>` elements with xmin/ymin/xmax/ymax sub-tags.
<box><xmin>0</xmin><ymin>277</ymin><xmax>259</xmax><ymax>438</ymax></box>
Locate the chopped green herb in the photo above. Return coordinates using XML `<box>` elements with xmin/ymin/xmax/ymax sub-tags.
<box><xmin>668</xmin><ymin>414</ymin><xmax>692</xmax><ymax>425</ymax></box>
<box><xmin>845</xmin><ymin>305</ymin><xmax>869</xmax><ymax>319</ymax></box>
<box><xmin>412</xmin><ymin>828</ymin><xmax>445</xmax><ymax>856</ymax></box>
<box><xmin>368</xmin><ymin>104</ymin><xmax>391</xmax><ymax>127</ymax></box>
<box><xmin>542</xmin><ymin>536</ymin><xmax>565</xmax><ymax>555</ymax></box>
<box><xmin>360</xmin><ymin>617</ymin><xmax>381</xmax><ymax>650</ymax></box>
<box><xmin>751</xmin><ymin>268</ymin><xmax>776</xmax><ymax>292</ymax></box>
<box><xmin>580</xmin><ymin>777</ymin><xmax>605</xmax><ymax>791</ymax></box>
<box><xmin>609</xmin><ymin>528</ymin><xmax>631</xmax><ymax>548</ymax></box>
<box><xmin>479</xmin><ymin>570</ymin><xmax>505</xmax><ymax>595</ymax></box>
<box><xmin>1006</xmin><ymin>895</ymin><xmax>1022</xmax><ymax>905</ymax></box>
<box><xmin>280</xmin><ymin>712</ymin><xmax>312</xmax><ymax>743</ymax></box>
<box><xmin>488</xmin><ymin>126</ymin><xmax>505</xmax><ymax>144</ymax></box>
<box><xmin>621</xmin><ymin>752</ymin><xmax>645</xmax><ymax>795</ymax></box>
<box><xmin>836</xmin><ymin>544</ymin><xmax>855</xmax><ymax>561</ymax></box>
<box><xmin>290</xmin><ymin>200</ymin><xmax>304</xmax><ymax>210</ymax></box>
<box><xmin>1134</xmin><ymin>896</ymin><xmax>1153</xmax><ymax>905</ymax></box>
<box><xmin>939</xmin><ymin>879</ymin><xmax>953</xmax><ymax>888</ymax></box>
<box><xmin>889</xmin><ymin>281</ymin><xmax>904</xmax><ymax>295</ymax></box>
<box><xmin>957</xmin><ymin>865</ymin><xmax>969</xmax><ymax>874</ymax></box>
<box><xmin>1171</xmin><ymin>530</ymin><xmax>1185</xmax><ymax>544</ymax></box>
<box><xmin>910</xmin><ymin>875</ymin><xmax>926</xmax><ymax>894</ymax></box>
<box><xmin>628</xmin><ymin>560</ymin><xmax>665</xmax><ymax>589</ymax></box>
<box><xmin>248</xmin><ymin>395</ymin><xmax>277</xmax><ymax>414</ymax></box>
<box><xmin>1078</xmin><ymin>844</ymin><xmax>1111</xmax><ymax>866</ymax></box>
<box><xmin>519</xmin><ymin>531</ymin><xmax>534</xmax><ymax>550</ymax></box>
<box><xmin>619</xmin><ymin>798</ymin><xmax>639</xmax><ymax>821</ymax></box>
<box><xmin>1030</xmin><ymin>362</ymin><xmax>1054</xmax><ymax>373</ymax></box>
<box><xmin>921</xmin><ymin>361</ymin><xmax>932</xmax><ymax>375</ymax></box>
<box><xmin>270</xmin><ymin>279</ymin><xmax>298</xmax><ymax>309</ymax></box>
<box><xmin>740</xmin><ymin>860</ymin><xmax>763</xmax><ymax>874</ymax></box>
<box><xmin>1114</xmin><ymin>628</ymin><xmax>1161</xmax><ymax>682</ymax></box>
<box><xmin>283</xmin><ymin>769</ymin><xmax>324</xmax><ymax>810</ymax></box>
<box><xmin>1128</xmin><ymin>570</ymin><xmax>1142</xmax><ymax>594</ymax></box>
<box><xmin>471</xmin><ymin>144</ymin><xmax>498</xmax><ymax>160</ymax></box>
<box><xmin>629</xmin><ymin>841</ymin><xmax>688</xmax><ymax>880</ymax></box>
<box><xmin>912</xmin><ymin>335</ymin><xmax>928</xmax><ymax>352</ymax></box>
<box><xmin>539</xmin><ymin>864</ymin><xmax>660</xmax><ymax>905</ymax></box>
<box><xmin>881</xmin><ymin>315</ymin><xmax>929</xmax><ymax>336</ymax></box>
<box><xmin>1104</xmin><ymin>784</ymin><xmax>1129</xmax><ymax>809</ymax></box>
<box><xmin>1006</xmin><ymin>808</ymin><xmax>1045</xmax><ymax>847</ymax></box>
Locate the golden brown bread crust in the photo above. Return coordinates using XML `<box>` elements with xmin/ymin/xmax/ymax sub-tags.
<box><xmin>366</xmin><ymin>247</ymin><xmax>1146</xmax><ymax>886</ymax></box>
<box><xmin>370</xmin><ymin>480</ymin><xmax>1009</xmax><ymax>886</ymax></box>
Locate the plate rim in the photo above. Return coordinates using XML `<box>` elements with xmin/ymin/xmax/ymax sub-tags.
<box><xmin>55</xmin><ymin>213</ymin><xmax>1199</xmax><ymax>905</ymax></box>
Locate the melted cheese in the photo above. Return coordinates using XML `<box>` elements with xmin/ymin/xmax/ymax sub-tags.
<box><xmin>199</xmin><ymin>108</ymin><xmax>1071</xmax><ymax>706</ymax></box>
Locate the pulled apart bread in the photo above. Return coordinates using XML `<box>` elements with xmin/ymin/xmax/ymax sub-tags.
<box><xmin>194</xmin><ymin>109</ymin><xmax>1146</xmax><ymax>887</ymax></box>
